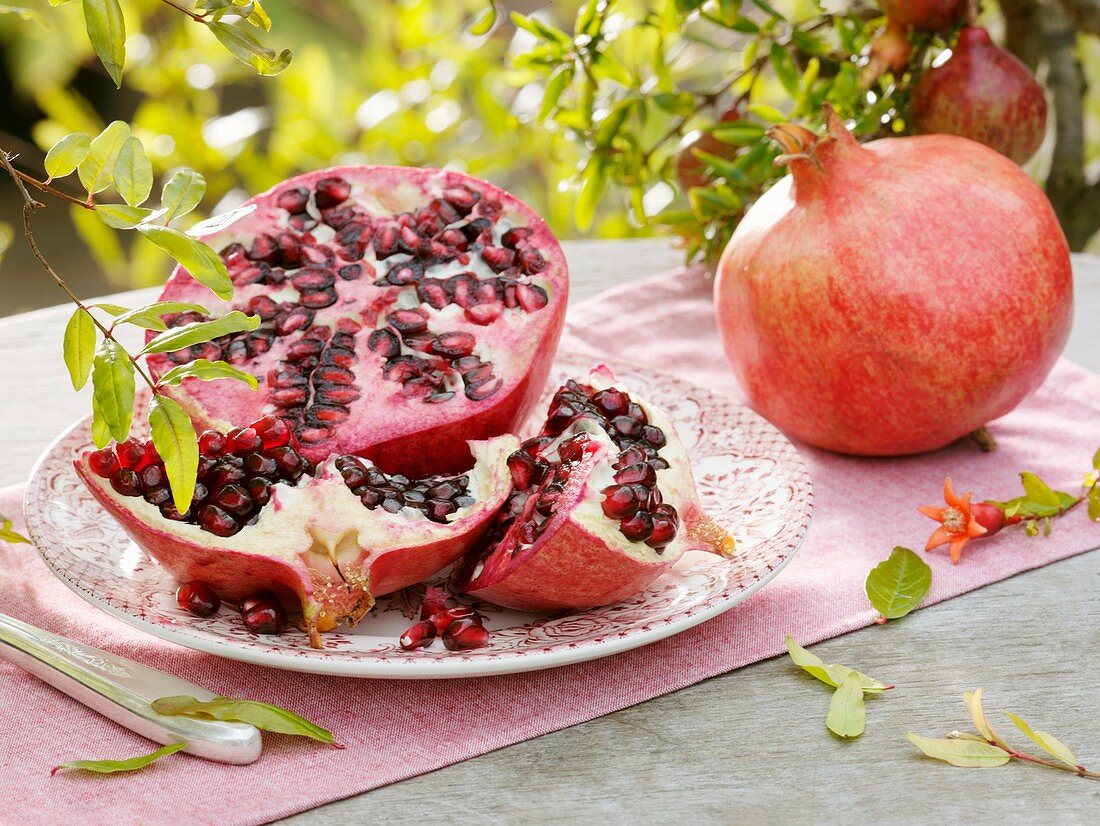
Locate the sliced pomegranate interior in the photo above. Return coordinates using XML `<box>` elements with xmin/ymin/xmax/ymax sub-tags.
<box><xmin>147</xmin><ymin>166</ymin><xmax>568</xmax><ymax>476</ymax></box>
<box><xmin>75</xmin><ymin>414</ymin><xmax>518</xmax><ymax>647</ymax></box>
<box><xmin>457</xmin><ymin>367</ymin><xmax>735</xmax><ymax>613</ymax></box>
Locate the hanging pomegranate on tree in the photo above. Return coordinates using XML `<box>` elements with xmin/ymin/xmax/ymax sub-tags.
<box><xmin>878</xmin><ymin>0</ymin><xmax>966</xmax><ymax>31</ymax></box>
<box><xmin>713</xmin><ymin>105</ymin><xmax>1072</xmax><ymax>457</ymax></box>
<box><xmin>909</xmin><ymin>26</ymin><xmax>1049</xmax><ymax>165</ymax></box>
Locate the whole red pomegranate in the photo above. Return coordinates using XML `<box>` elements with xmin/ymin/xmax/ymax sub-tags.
<box><xmin>878</xmin><ymin>0</ymin><xmax>965</xmax><ymax>30</ymax></box>
<box><xmin>148</xmin><ymin>166</ymin><xmax>568</xmax><ymax>476</ymax></box>
<box><xmin>714</xmin><ymin>106</ymin><xmax>1072</xmax><ymax>457</ymax></box>
<box><xmin>910</xmin><ymin>26</ymin><xmax>1048</xmax><ymax>165</ymax></box>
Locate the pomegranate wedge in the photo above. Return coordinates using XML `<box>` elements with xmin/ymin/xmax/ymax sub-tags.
<box><xmin>457</xmin><ymin>367</ymin><xmax>735</xmax><ymax>613</ymax></box>
<box><xmin>76</xmin><ymin>415</ymin><xmax>517</xmax><ymax>647</ymax></box>
<box><xmin>147</xmin><ymin>166</ymin><xmax>568</xmax><ymax>475</ymax></box>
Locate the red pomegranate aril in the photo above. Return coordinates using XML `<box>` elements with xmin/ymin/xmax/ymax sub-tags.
<box><xmin>648</xmin><ymin>512</ymin><xmax>678</xmax><ymax>550</ymax></box>
<box><xmin>557</xmin><ymin>434</ymin><xmax>589</xmax><ymax>464</ymax></box>
<box><xmin>431</xmin><ymin>332</ymin><xmax>476</xmax><ymax>358</ymax></box>
<box><xmin>399</xmin><ymin>620</ymin><xmax>438</xmax><ymax>650</ymax></box>
<box><xmin>420</xmin><ymin>586</ymin><xmax>451</xmax><ymax>620</ymax></box>
<box><xmin>276</xmin><ymin>186</ymin><xmax>310</xmax><ymax>214</ymax></box>
<box><xmin>254</xmin><ymin>416</ymin><xmax>293</xmax><ymax>449</ymax></box>
<box><xmin>611</xmin><ymin>415</ymin><xmax>642</xmax><ymax>438</ymax></box>
<box><xmin>144</xmin><ymin>486</ymin><xmax>171</xmax><ymax>506</ymax></box>
<box><xmin>443</xmin><ymin>617</ymin><xmax>490</xmax><ymax>651</ymax></box>
<box><xmin>501</xmin><ymin>227</ymin><xmax>532</xmax><ymax>248</ymax></box>
<box><xmin>176</xmin><ymin>581</ymin><xmax>221</xmax><ymax>617</ymax></box>
<box><xmin>314</xmin><ymin>176</ymin><xmax>351</xmax><ymax>209</ymax></box>
<box><xmin>601</xmin><ymin>484</ymin><xmax>640</xmax><ymax>519</ymax></box>
<box><xmin>507</xmin><ymin>450</ymin><xmax>537</xmax><ymax>489</ymax></box>
<box><xmin>197</xmin><ymin>504</ymin><xmax>240</xmax><ymax>537</ymax></box>
<box><xmin>116</xmin><ymin>439</ymin><xmax>148</xmax><ymax>470</ymax></box>
<box><xmin>240</xmin><ymin>593</ymin><xmax>287</xmax><ymax>634</ymax></box>
<box><xmin>140</xmin><ymin>464</ymin><xmax>165</xmax><ymax>489</ymax></box>
<box><xmin>614</xmin><ymin>446</ymin><xmax>647</xmax><ymax>469</ymax></box>
<box><xmin>615</xmin><ymin>462</ymin><xmax>656</xmax><ymax>488</ymax></box>
<box><xmin>592</xmin><ymin>388</ymin><xmax>627</xmax><ymax>418</ymax></box>
<box><xmin>88</xmin><ymin>447</ymin><xmax>120</xmax><ymax>478</ymax></box>
<box><xmin>110</xmin><ymin>468</ymin><xmax>142</xmax><ymax>496</ymax></box>
<box><xmin>230</xmin><ymin>428</ymin><xmax>263</xmax><ymax>455</ymax></box>
<box><xmin>517</xmin><ymin>284</ymin><xmax>548</xmax><ymax>312</ymax></box>
<box><xmin>430</xmin><ymin>604</ymin><xmax>481</xmax><ymax>634</ymax></box>
<box><xmin>620</xmin><ymin>510</ymin><xmax>654</xmax><ymax>543</ymax></box>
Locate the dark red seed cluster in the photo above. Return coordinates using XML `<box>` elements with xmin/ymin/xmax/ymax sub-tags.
<box><xmin>163</xmin><ymin>176</ymin><xmax>552</xmax><ymax>444</ymax></box>
<box><xmin>175</xmin><ymin>581</ymin><xmax>221</xmax><ymax>618</ymax></box>
<box><xmin>238</xmin><ymin>591</ymin><xmax>287</xmax><ymax>634</ymax></box>
<box><xmin>87</xmin><ymin>415</ymin><xmax>312</xmax><ymax>538</ymax></box>
<box><xmin>399</xmin><ymin>587</ymin><xmax>490</xmax><ymax>651</ymax></box>
<box><xmin>334</xmin><ymin>456</ymin><xmax>475</xmax><ymax>523</ymax></box>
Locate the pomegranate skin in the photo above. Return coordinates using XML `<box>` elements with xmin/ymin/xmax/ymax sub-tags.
<box><xmin>878</xmin><ymin>0</ymin><xmax>965</xmax><ymax>30</ymax></box>
<box><xmin>910</xmin><ymin>27</ymin><xmax>1048</xmax><ymax>165</ymax></box>
<box><xmin>714</xmin><ymin>109</ymin><xmax>1072</xmax><ymax>457</ymax></box>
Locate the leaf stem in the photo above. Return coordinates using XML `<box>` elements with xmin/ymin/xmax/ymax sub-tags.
<box><xmin>999</xmin><ymin>744</ymin><xmax>1100</xmax><ymax>779</ymax></box>
<box><xmin>158</xmin><ymin>0</ymin><xmax>206</xmax><ymax>23</ymax></box>
<box><xmin>0</xmin><ymin>149</ymin><xmax>159</xmax><ymax>395</ymax></box>
<box><xmin>12</xmin><ymin>169</ymin><xmax>94</xmax><ymax>210</ymax></box>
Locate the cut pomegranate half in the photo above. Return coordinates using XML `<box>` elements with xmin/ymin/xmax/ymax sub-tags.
<box><xmin>457</xmin><ymin>367</ymin><xmax>735</xmax><ymax>613</ymax></box>
<box><xmin>75</xmin><ymin>415</ymin><xmax>517</xmax><ymax>647</ymax></box>
<box><xmin>146</xmin><ymin>166</ymin><xmax>568</xmax><ymax>475</ymax></box>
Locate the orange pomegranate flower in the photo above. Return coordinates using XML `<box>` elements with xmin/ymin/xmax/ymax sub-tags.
<box><xmin>917</xmin><ymin>477</ymin><xmax>988</xmax><ymax>564</ymax></box>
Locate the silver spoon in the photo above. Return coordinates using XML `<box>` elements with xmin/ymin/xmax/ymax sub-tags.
<box><xmin>0</xmin><ymin>612</ymin><xmax>261</xmax><ymax>764</ymax></box>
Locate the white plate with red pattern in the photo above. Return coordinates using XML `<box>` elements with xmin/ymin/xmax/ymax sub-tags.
<box><xmin>23</xmin><ymin>352</ymin><xmax>813</xmax><ymax>678</ymax></box>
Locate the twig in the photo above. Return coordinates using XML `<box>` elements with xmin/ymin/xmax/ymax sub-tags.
<box><xmin>0</xmin><ymin>149</ymin><xmax>159</xmax><ymax>394</ymax></box>
<box><xmin>158</xmin><ymin>0</ymin><xmax>205</xmax><ymax>23</ymax></box>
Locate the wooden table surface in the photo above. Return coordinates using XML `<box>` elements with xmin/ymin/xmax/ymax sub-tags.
<box><xmin>2</xmin><ymin>239</ymin><xmax>1099</xmax><ymax>824</ymax></box>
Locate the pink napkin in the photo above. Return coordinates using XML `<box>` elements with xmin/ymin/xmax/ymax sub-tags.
<box><xmin>3</xmin><ymin>264</ymin><xmax>1100</xmax><ymax>825</ymax></box>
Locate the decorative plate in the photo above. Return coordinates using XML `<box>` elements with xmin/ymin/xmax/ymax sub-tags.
<box><xmin>23</xmin><ymin>352</ymin><xmax>813</xmax><ymax>679</ymax></box>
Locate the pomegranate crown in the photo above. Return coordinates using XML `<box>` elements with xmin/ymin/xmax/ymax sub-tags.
<box><xmin>766</xmin><ymin>104</ymin><xmax>859</xmax><ymax>172</ymax></box>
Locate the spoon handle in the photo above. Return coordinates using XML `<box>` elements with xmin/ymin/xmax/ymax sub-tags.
<box><xmin>0</xmin><ymin>612</ymin><xmax>261</xmax><ymax>764</ymax></box>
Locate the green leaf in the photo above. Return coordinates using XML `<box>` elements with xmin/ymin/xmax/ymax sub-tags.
<box><xmin>0</xmin><ymin>4</ymin><xmax>52</xmax><ymax>27</ymax></box>
<box><xmin>963</xmin><ymin>689</ymin><xmax>1003</xmax><ymax>745</ymax></box>
<box><xmin>91</xmin><ymin>339</ymin><xmax>135</xmax><ymax>442</ymax></box>
<box><xmin>574</xmin><ymin>160</ymin><xmax>607</xmax><ymax>233</ymax></box>
<box><xmin>768</xmin><ymin>43</ymin><xmax>800</xmax><ymax>98</ymax></box>
<box><xmin>750</xmin><ymin>0</ymin><xmax>784</xmax><ymax>18</ymax></box>
<box><xmin>710</xmin><ymin>121</ymin><xmax>767</xmax><ymax>145</ymax></box>
<box><xmin>95</xmin><ymin>204</ymin><xmax>162</xmax><ymax>229</ymax></box>
<box><xmin>148</xmin><ymin>395</ymin><xmax>198</xmax><ymax>513</ymax></box>
<box><xmin>52</xmin><ymin>741</ymin><xmax>185</xmax><ymax>776</ymax></box>
<box><xmin>208</xmin><ymin>22</ymin><xmax>292</xmax><ymax>75</ymax></box>
<box><xmin>826</xmin><ymin>672</ymin><xmax>866</xmax><ymax>739</ymax></box>
<box><xmin>78</xmin><ymin>120</ymin><xmax>129</xmax><ymax>196</ymax></box>
<box><xmin>136</xmin><ymin>225</ymin><xmax>233</xmax><ymax>300</ymax></box>
<box><xmin>1088</xmin><ymin>486</ymin><xmax>1100</xmax><ymax>521</ymax></box>
<box><xmin>1004</xmin><ymin>711</ymin><xmax>1078</xmax><ymax>768</ymax></box>
<box><xmin>538</xmin><ymin>65</ymin><xmax>572</xmax><ymax>122</ymax></box>
<box><xmin>63</xmin><ymin>308</ymin><xmax>97</xmax><ymax>391</ymax></box>
<box><xmin>90</xmin><ymin>393</ymin><xmax>111</xmax><ymax>449</ymax></box>
<box><xmin>114</xmin><ymin>136</ymin><xmax>153</xmax><ymax>207</ymax></box>
<box><xmin>141</xmin><ymin>311</ymin><xmax>260</xmax><ymax>355</ymax></box>
<box><xmin>865</xmin><ymin>547</ymin><xmax>932</xmax><ymax>620</ymax></box>
<box><xmin>1020</xmin><ymin>472</ymin><xmax>1062</xmax><ymax>508</ymax></box>
<box><xmin>1093</xmin><ymin>448</ymin><xmax>1100</xmax><ymax>472</ymax></box>
<box><xmin>112</xmin><ymin>301</ymin><xmax>210</xmax><ymax>332</ymax></box>
<box><xmin>161</xmin><ymin>170</ymin><xmax>207</xmax><ymax>224</ymax></box>
<box><xmin>906</xmin><ymin>734</ymin><xmax>1010</xmax><ymax>768</ymax></box>
<box><xmin>0</xmin><ymin>516</ymin><xmax>29</xmax><ymax>545</ymax></box>
<box><xmin>44</xmin><ymin>133</ymin><xmax>90</xmax><ymax>179</ymax></box>
<box><xmin>784</xmin><ymin>637</ymin><xmax>891</xmax><ymax>694</ymax></box>
<box><xmin>468</xmin><ymin>1</ymin><xmax>496</xmax><ymax>35</ymax></box>
<box><xmin>156</xmin><ymin>359</ymin><xmax>259</xmax><ymax>389</ymax></box>
<box><xmin>82</xmin><ymin>0</ymin><xmax>126</xmax><ymax>88</ymax></box>
<box><xmin>91</xmin><ymin>303</ymin><xmax>131</xmax><ymax>316</ymax></box>
<box><xmin>151</xmin><ymin>696</ymin><xmax>335</xmax><ymax>743</ymax></box>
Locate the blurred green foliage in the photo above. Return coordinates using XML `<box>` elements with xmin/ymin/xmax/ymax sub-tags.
<box><xmin>1</xmin><ymin>0</ymin><xmax>1098</xmax><ymax>290</ymax></box>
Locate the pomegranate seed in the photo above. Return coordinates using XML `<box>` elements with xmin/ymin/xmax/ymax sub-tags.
<box><xmin>230</xmin><ymin>427</ymin><xmax>262</xmax><ymax>454</ymax></box>
<box><xmin>213</xmin><ymin>484</ymin><xmax>253</xmax><ymax>517</ymax></box>
<box><xmin>430</xmin><ymin>605</ymin><xmax>481</xmax><ymax>635</ymax></box>
<box><xmin>314</xmin><ymin>176</ymin><xmax>351</xmax><ymax>209</ymax></box>
<box><xmin>199</xmin><ymin>430</ymin><xmax>227</xmax><ymax>456</ymax></box>
<box><xmin>420</xmin><ymin>586</ymin><xmax>451</xmax><ymax>621</ymax></box>
<box><xmin>615</xmin><ymin>462</ymin><xmax>656</xmax><ymax>488</ymax></box>
<box><xmin>88</xmin><ymin>447</ymin><xmax>120</xmax><ymax>478</ymax></box>
<box><xmin>443</xmin><ymin>617</ymin><xmax>490</xmax><ymax>651</ymax></box>
<box><xmin>197</xmin><ymin>504</ymin><xmax>240</xmax><ymax>537</ymax></box>
<box><xmin>239</xmin><ymin>592</ymin><xmax>287</xmax><ymax>634</ymax></box>
<box><xmin>641</xmin><ymin>425</ymin><xmax>666</xmax><ymax>448</ymax></box>
<box><xmin>275</xmin><ymin>186</ymin><xmax>309</xmax><ymax>213</ymax></box>
<box><xmin>593</xmin><ymin>388</ymin><xmax>628</xmax><ymax>417</ymax></box>
<box><xmin>620</xmin><ymin>510</ymin><xmax>654</xmax><ymax>542</ymax></box>
<box><xmin>399</xmin><ymin>620</ymin><xmax>438</xmax><ymax>650</ymax></box>
<box><xmin>176</xmin><ymin>581</ymin><xmax>220</xmax><ymax>617</ymax></box>
<box><xmin>253</xmin><ymin>416</ymin><xmax>292</xmax><ymax>449</ymax></box>
<box><xmin>465</xmin><ymin>303</ymin><xmax>503</xmax><ymax>325</ymax></box>
<box><xmin>626</xmin><ymin>402</ymin><xmax>649</xmax><ymax>424</ymax></box>
<box><xmin>140</xmin><ymin>464</ymin><xmax>166</xmax><ymax>489</ymax></box>
<box><xmin>647</xmin><ymin>512</ymin><xmax>679</xmax><ymax>550</ymax></box>
<box><xmin>601</xmin><ymin>484</ymin><xmax>640</xmax><ymax>519</ymax></box>
<box><xmin>516</xmin><ymin>283</ymin><xmax>548</xmax><ymax>312</ymax></box>
<box><xmin>507</xmin><ymin>450</ymin><xmax>537</xmax><ymax>489</ymax></box>
<box><xmin>501</xmin><ymin>227</ymin><xmax>532</xmax><ymax>248</ymax></box>
<box><xmin>115</xmin><ymin>439</ymin><xmax>147</xmax><ymax>469</ymax></box>
<box><xmin>110</xmin><ymin>468</ymin><xmax>142</xmax><ymax>496</ymax></box>
<box><xmin>557</xmin><ymin>434</ymin><xmax>589</xmax><ymax>464</ymax></box>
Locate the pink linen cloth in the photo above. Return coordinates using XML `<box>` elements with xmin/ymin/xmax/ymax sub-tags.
<box><xmin>3</xmin><ymin>264</ymin><xmax>1100</xmax><ymax>824</ymax></box>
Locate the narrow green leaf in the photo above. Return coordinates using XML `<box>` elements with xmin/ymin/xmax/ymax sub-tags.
<box><xmin>1088</xmin><ymin>486</ymin><xmax>1100</xmax><ymax>521</ymax></box>
<box><xmin>750</xmin><ymin>0</ymin><xmax>784</xmax><ymax>18</ymax></box>
<box><xmin>44</xmin><ymin>133</ymin><xmax>90</xmax><ymax>180</ymax></box>
<box><xmin>0</xmin><ymin>516</ymin><xmax>30</xmax><ymax>544</ymax></box>
<box><xmin>156</xmin><ymin>359</ymin><xmax>258</xmax><ymax>389</ymax></box>
<box><xmin>111</xmin><ymin>301</ymin><xmax>209</xmax><ymax>332</ymax></box>
<box><xmin>208</xmin><ymin>22</ymin><xmax>292</xmax><ymax>75</ymax></box>
<box><xmin>769</xmin><ymin>43</ymin><xmax>800</xmax><ymax>98</ymax></box>
<box><xmin>1004</xmin><ymin>711</ymin><xmax>1078</xmax><ymax>768</ymax></box>
<box><xmin>161</xmin><ymin>170</ymin><xmax>207</xmax><ymax>224</ymax></box>
<box><xmin>95</xmin><ymin>204</ymin><xmax>162</xmax><ymax>229</ymax></box>
<box><xmin>963</xmin><ymin>689</ymin><xmax>1003</xmax><ymax>745</ymax></box>
<box><xmin>784</xmin><ymin>637</ymin><xmax>891</xmax><ymax>694</ymax></box>
<box><xmin>468</xmin><ymin>1</ymin><xmax>496</xmax><ymax>35</ymax></box>
<box><xmin>63</xmin><ymin>308</ymin><xmax>97</xmax><ymax>390</ymax></box>
<box><xmin>1093</xmin><ymin>448</ymin><xmax>1100</xmax><ymax>472</ymax></box>
<box><xmin>91</xmin><ymin>303</ymin><xmax>131</xmax><ymax>316</ymax></box>
<box><xmin>709</xmin><ymin>121</ymin><xmax>767</xmax><ymax>145</ymax></box>
<box><xmin>78</xmin><ymin>120</ymin><xmax>129</xmax><ymax>196</ymax></box>
<box><xmin>906</xmin><ymin>733</ymin><xmax>1010</xmax><ymax>768</ymax></box>
<box><xmin>152</xmin><ymin>696</ymin><xmax>335</xmax><ymax>743</ymax></box>
<box><xmin>1020</xmin><ymin>472</ymin><xmax>1062</xmax><ymax>508</ymax></box>
<box><xmin>148</xmin><ymin>395</ymin><xmax>198</xmax><ymax>513</ymax></box>
<box><xmin>141</xmin><ymin>312</ymin><xmax>260</xmax><ymax>355</ymax></box>
<box><xmin>137</xmin><ymin>225</ymin><xmax>233</xmax><ymax>300</ymax></box>
<box><xmin>574</xmin><ymin>160</ymin><xmax>607</xmax><ymax>233</ymax></box>
<box><xmin>0</xmin><ymin>4</ymin><xmax>52</xmax><ymax>27</ymax></box>
<box><xmin>82</xmin><ymin>0</ymin><xmax>126</xmax><ymax>87</ymax></box>
<box><xmin>114</xmin><ymin>136</ymin><xmax>153</xmax><ymax>207</ymax></box>
<box><xmin>826</xmin><ymin>672</ymin><xmax>866</xmax><ymax>739</ymax></box>
<box><xmin>538</xmin><ymin>65</ymin><xmax>572</xmax><ymax>122</ymax></box>
<box><xmin>52</xmin><ymin>741</ymin><xmax>185</xmax><ymax>775</ymax></box>
<box><xmin>865</xmin><ymin>547</ymin><xmax>932</xmax><ymax>620</ymax></box>
<box><xmin>91</xmin><ymin>339</ymin><xmax>135</xmax><ymax>442</ymax></box>
<box><xmin>90</xmin><ymin>393</ymin><xmax>111</xmax><ymax>449</ymax></box>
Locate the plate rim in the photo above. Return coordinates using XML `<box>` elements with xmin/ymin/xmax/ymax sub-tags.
<box><xmin>23</xmin><ymin>363</ymin><xmax>813</xmax><ymax>679</ymax></box>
